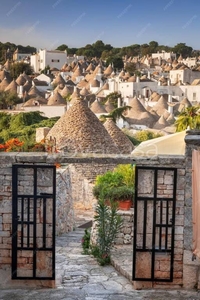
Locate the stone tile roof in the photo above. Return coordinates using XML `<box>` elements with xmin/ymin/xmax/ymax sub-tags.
<box><xmin>90</xmin><ymin>99</ymin><xmax>107</xmax><ymax>114</ymax></box>
<box><xmin>47</xmin><ymin>91</ymin><xmax>66</xmax><ymax>105</ymax></box>
<box><xmin>16</xmin><ymin>74</ymin><xmax>26</xmax><ymax>86</ymax></box>
<box><xmin>0</xmin><ymin>70</ymin><xmax>12</xmax><ymax>82</ymax></box>
<box><xmin>151</xmin><ymin>95</ymin><xmax>168</xmax><ymax>116</ymax></box>
<box><xmin>153</xmin><ymin>115</ymin><xmax>169</xmax><ymax>130</ymax></box>
<box><xmin>60</xmin><ymin>85</ymin><xmax>72</xmax><ymax>97</ymax></box>
<box><xmin>28</xmin><ymin>86</ymin><xmax>43</xmax><ymax>97</ymax></box>
<box><xmin>178</xmin><ymin>97</ymin><xmax>192</xmax><ymax>112</ymax></box>
<box><xmin>104</xmin><ymin>64</ymin><xmax>113</xmax><ymax>76</ymax></box>
<box><xmin>0</xmin><ymin>78</ymin><xmax>10</xmax><ymax>91</ymax></box>
<box><xmin>104</xmin><ymin>118</ymin><xmax>134</xmax><ymax>154</ymax></box>
<box><xmin>53</xmin><ymin>74</ymin><xmax>66</xmax><ymax>86</ymax></box>
<box><xmin>104</xmin><ymin>99</ymin><xmax>115</xmax><ymax>113</ymax></box>
<box><xmin>126</xmin><ymin>97</ymin><xmax>156</xmax><ymax>127</ymax></box>
<box><xmin>23</xmin><ymin>96</ymin><xmax>47</xmax><ymax>107</ymax></box>
<box><xmin>5</xmin><ymin>79</ymin><xmax>18</xmax><ymax>93</ymax></box>
<box><xmin>46</xmin><ymin>97</ymin><xmax>119</xmax><ymax>154</ymax></box>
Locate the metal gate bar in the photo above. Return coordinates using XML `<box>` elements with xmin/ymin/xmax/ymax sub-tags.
<box><xmin>132</xmin><ymin>166</ymin><xmax>177</xmax><ymax>282</ymax></box>
<box><xmin>12</xmin><ymin>164</ymin><xmax>56</xmax><ymax>280</ymax></box>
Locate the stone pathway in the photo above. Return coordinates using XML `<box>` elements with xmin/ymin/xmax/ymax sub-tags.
<box><xmin>0</xmin><ymin>228</ymin><xmax>199</xmax><ymax>300</ymax></box>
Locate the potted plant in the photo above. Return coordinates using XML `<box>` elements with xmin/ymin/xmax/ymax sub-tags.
<box><xmin>93</xmin><ymin>164</ymin><xmax>135</xmax><ymax>210</ymax></box>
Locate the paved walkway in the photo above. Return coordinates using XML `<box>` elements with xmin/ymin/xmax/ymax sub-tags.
<box><xmin>0</xmin><ymin>228</ymin><xmax>200</xmax><ymax>300</ymax></box>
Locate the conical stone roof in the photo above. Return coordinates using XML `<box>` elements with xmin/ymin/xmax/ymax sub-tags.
<box><xmin>153</xmin><ymin>115</ymin><xmax>169</xmax><ymax>130</ymax></box>
<box><xmin>104</xmin><ymin>99</ymin><xmax>115</xmax><ymax>113</ymax></box>
<box><xmin>90</xmin><ymin>99</ymin><xmax>107</xmax><ymax>114</ymax></box>
<box><xmin>0</xmin><ymin>70</ymin><xmax>12</xmax><ymax>82</ymax></box>
<box><xmin>46</xmin><ymin>97</ymin><xmax>119</xmax><ymax>153</ymax></box>
<box><xmin>127</xmin><ymin>96</ymin><xmax>146</xmax><ymax>114</ymax></box>
<box><xmin>0</xmin><ymin>78</ymin><xmax>10</xmax><ymax>91</ymax></box>
<box><xmin>16</xmin><ymin>74</ymin><xmax>26</xmax><ymax>86</ymax></box>
<box><xmin>104</xmin><ymin>118</ymin><xmax>134</xmax><ymax>154</ymax></box>
<box><xmin>53</xmin><ymin>74</ymin><xmax>65</xmax><ymax>86</ymax></box>
<box><xmin>178</xmin><ymin>97</ymin><xmax>192</xmax><ymax>112</ymax></box>
<box><xmin>151</xmin><ymin>95</ymin><xmax>168</xmax><ymax>116</ymax></box>
<box><xmin>80</xmin><ymin>87</ymin><xmax>90</xmax><ymax>97</ymax></box>
<box><xmin>104</xmin><ymin>64</ymin><xmax>113</xmax><ymax>76</ymax></box>
<box><xmin>47</xmin><ymin>91</ymin><xmax>66</xmax><ymax>105</ymax></box>
<box><xmin>60</xmin><ymin>85</ymin><xmax>72</xmax><ymax>97</ymax></box>
<box><xmin>28</xmin><ymin>86</ymin><xmax>43</xmax><ymax>97</ymax></box>
<box><xmin>5</xmin><ymin>79</ymin><xmax>18</xmax><ymax>93</ymax></box>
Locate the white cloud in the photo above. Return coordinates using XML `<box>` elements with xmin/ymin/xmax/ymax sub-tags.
<box><xmin>0</xmin><ymin>26</ymin><xmax>56</xmax><ymax>49</ymax></box>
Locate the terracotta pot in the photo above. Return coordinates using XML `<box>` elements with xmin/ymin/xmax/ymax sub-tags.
<box><xmin>105</xmin><ymin>199</ymin><xmax>133</xmax><ymax>211</ymax></box>
<box><xmin>117</xmin><ymin>199</ymin><xmax>133</xmax><ymax>211</ymax></box>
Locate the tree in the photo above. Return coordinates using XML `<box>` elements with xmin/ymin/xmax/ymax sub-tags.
<box><xmin>175</xmin><ymin>106</ymin><xmax>200</xmax><ymax>131</ymax></box>
<box><xmin>0</xmin><ymin>91</ymin><xmax>22</xmax><ymax>109</ymax></box>
<box><xmin>56</xmin><ymin>44</ymin><xmax>68</xmax><ymax>51</ymax></box>
<box><xmin>100</xmin><ymin>106</ymin><xmax>131</xmax><ymax>123</ymax></box>
<box><xmin>149</xmin><ymin>41</ymin><xmax>158</xmax><ymax>53</ymax></box>
<box><xmin>10</xmin><ymin>62</ymin><xmax>33</xmax><ymax>78</ymax></box>
<box><xmin>124</xmin><ymin>62</ymin><xmax>136</xmax><ymax>75</ymax></box>
<box><xmin>173</xmin><ymin>43</ymin><xmax>193</xmax><ymax>58</ymax></box>
<box><xmin>106</xmin><ymin>56</ymin><xmax>124</xmax><ymax>70</ymax></box>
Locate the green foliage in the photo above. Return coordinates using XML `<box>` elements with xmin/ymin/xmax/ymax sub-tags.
<box><xmin>173</xmin><ymin>43</ymin><xmax>193</xmax><ymax>58</ymax></box>
<box><xmin>0</xmin><ymin>91</ymin><xmax>22</xmax><ymax>109</ymax></box>
<box><xmin>114</xmin><ymin>164</ymin><xmax>135</xmax><ymax>187</ymax></box>
<box><xmin>101</xmin><ymin>106</ymin><xmax>131</xmax><ymax>123</ymax></box>
<box><xmin>92</xmin><ymin>198</ymin><xmax>123</xmax><ymax>265</ymax></box>
<box><xmin>81</xmin><ymin>229</ymin><xmax>91</xmax><ymax>255</ymax></box>
<box><xmin>0</xmin><ymin>111</ymin><xmax>59</xmax><ymax>149</ymax></box>
<box><xmin>9</xmin><ymin>62</ymin><xmax>33</xmax><ymax>78</ymax></box>
<box><xmin>175</xmin><ymin>106</ymin><xmax>200</xmax><ymax>131</ymax></box>
<box><xmin>106</xmin><ymin>55</ymin><xmax>124</xmax><ymax>69</ymax></box>
<box><xmin>93</xmin><ymin>164</ymin><xmax>135</xmax><ymax>202</ymax></box>
<box><xmin>133</xmin><ymin>130</ymin><xmax>163</xmax><ymax>144</ymax></box>
<box><xmin>56</xmin><ymin>44</ymin><xmax>68</xmax><ymax>51</ymax></box>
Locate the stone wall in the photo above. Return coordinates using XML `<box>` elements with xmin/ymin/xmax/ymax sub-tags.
<box><xmin>0</xmin><ymin>154</ymin><xmax>75</xmax><ymax>288</ymax></box>
<box><xmin>183</xmin><ymin>130</ymin><xmax>200</xmax><ymax>289</ymax></box>
<box><xmin>0</xmin><ymin>153</ymin><xmax>133</xmax><ymax>288</ymax></box>
<box><xmin>132</xmin><ymin>156</ymin><xmax>186</xmax><ymax>289</ymax></box>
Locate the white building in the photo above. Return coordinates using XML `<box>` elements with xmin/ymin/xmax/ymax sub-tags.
<box><xmin>152</xmin><ymin>51</ymin><xmax>176</xmax><ymax>61</ymax></box>
<box><xmin>169</xmin><ymin>69</ymin><xmax>200</xmax><ymax>84</ymax></box>
<box><xmin>31</xmin><ymin>49</ymin><xmax>67</xmax><ymax>73</ymax></box>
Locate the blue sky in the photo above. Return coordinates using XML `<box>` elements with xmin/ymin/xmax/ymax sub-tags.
<box><xmin>0</xmin><ymin>0</ymin><xmax>199</xmax><ymax>50</ymax></box>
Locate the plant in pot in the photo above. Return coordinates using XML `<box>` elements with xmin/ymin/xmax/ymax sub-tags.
<box><xmin>93</xmin><ymin>164</ymin><xmax>135</xmax><ymax>210</ymax></box>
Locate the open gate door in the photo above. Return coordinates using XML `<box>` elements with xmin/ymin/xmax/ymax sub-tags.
<box><xmin>132</xmin><ymin>166</ymin><xmax>177</xmax><ymax>282</ymax></box>
<box><xmin>12</xmin><ymin>164</ymin><xmax>56</xmax><ymax>280</ymax></box>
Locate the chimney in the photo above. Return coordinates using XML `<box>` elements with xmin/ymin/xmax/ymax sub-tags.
<box><xmin>168</xmin><ymin>94</ymin><xmax>173</xmax><ymax>114</ymax></box>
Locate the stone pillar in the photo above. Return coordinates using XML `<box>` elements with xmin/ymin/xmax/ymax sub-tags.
<box><xmin>183</xmin><ymin>130</ymin><xmax>200</xmax><ymax>289</ymax></box>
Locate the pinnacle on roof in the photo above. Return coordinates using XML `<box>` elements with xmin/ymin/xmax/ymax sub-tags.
<box><xmin>46</xmin><ymin>97</ymin><xmax>119</xmax><ymax>154</ymax></box>
<box><xmin>104</xmin><ymin>118</ymin><xmax>134</xmax><ymax>154</ymax></box>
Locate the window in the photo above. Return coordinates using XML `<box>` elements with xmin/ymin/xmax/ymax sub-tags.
<box><xmin>51</xmin><ymin>59</ymin><xmax>60</xmax><ymax>62</ymax></box>
<box><xmin>193</xmin><ymin>93</ymin><xmax>196</xmax><ymax>101</ymax></box>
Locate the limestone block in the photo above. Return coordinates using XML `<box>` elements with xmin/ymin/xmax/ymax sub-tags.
<box><xmin>183</xmin><ymin>265</ymin><xmax>198</xmax><ymax>289</ymax></box>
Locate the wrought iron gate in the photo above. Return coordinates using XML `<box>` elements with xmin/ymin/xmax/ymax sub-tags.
<box><xmin>132</xmin><ymin>166</ymin><xmax>177</xmax><ymax>282</ymax></box>
<box><xmin>12</xmin><ymin>164</ymin><xmax>56</xmax><ymax>280</ymax></box>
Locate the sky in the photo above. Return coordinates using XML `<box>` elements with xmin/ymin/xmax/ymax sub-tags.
<box><xmin>0</xmin><ymin>0</ymin><xmax>199</xmax><ymax>50</ymax></box>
